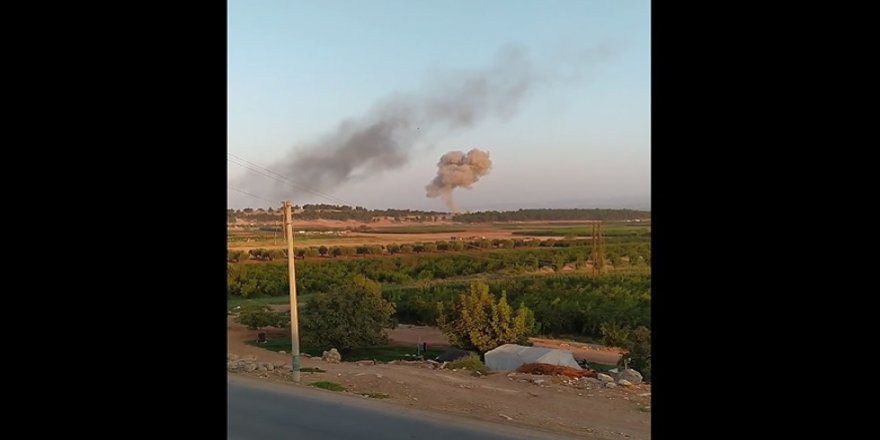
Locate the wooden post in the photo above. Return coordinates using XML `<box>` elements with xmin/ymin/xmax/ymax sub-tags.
<box><xmin>283</xmin><ymin>201</ymin><xmax>301</xmax><ymax>382</ymax></box>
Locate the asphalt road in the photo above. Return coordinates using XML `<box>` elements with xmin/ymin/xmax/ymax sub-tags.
<box><xmin>228</xmin><ymin>375</ymin><xmax>577</xmax><ymax>440</ymax></box>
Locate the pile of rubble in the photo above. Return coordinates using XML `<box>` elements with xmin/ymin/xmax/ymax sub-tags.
<box><xmin>505</xmin><ymin>363</ymin><xmax>645</xmax><ymax>390</ymax></box>
<box><xmin>227</xmin><ymin>353</ymin><xmax>287</xmax><ymax>375</ymax></box>
<box><xmin>516</xmin><ymin>363</ymin><xmax>597</xmax><ymax>378</ymax></box>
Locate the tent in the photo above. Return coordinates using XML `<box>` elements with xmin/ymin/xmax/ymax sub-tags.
<box><xmin>484</xmin><ymin>344</ymin><xmax>582</xmax><ymax>371</ymax></box>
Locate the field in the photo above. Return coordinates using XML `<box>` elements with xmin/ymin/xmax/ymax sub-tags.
<box><xmin>228</xmin><ymin>216</ymin><xmax>651</xmax><ymax>345</ymax></box>
<box><xmin>228</xmin><ymin>218</ymin><xmax>650</xmax><ymax>250</ymax></box>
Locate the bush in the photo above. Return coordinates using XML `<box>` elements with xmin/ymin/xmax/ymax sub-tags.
<box><xmin>448</xmin><ymin>353</ymin><xmax>488</xmax><ymax>375</ymax></box>
<box><xmin>235</xmin><ymin>304</ymin><xmax>288</xmax><ymax>330</ymax></box>
<box><xmin>300</xmin><ymin>276</ymin><xmax>396</xmax><ymax>353</ymax></box>
<box><xmin>436</xmin><ymin>281</ymin><xmax>535</xmax><ymax>352</ymax></box>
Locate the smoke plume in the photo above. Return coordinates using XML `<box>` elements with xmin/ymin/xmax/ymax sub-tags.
<box><xmin>425</xmin><ymin>149</ymin><xmax>492</xmax><ymax>212</ymax></box>
<box><xmin>236</xmin><ymin>44</ymin><xmax>611</xmax><ymax>201</ymax></box>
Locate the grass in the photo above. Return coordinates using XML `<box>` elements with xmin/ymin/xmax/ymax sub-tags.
<box><xmin>309</xmin><ymin>381</ymin><xmax>346</xmax><ymax>392</ymax></box>
<box><xmin>300</xmin><ymin>367</ymin><xmax>326</xmax><ymax>373</ymax></box>
<box><xmin>360</xmin><ymin>392</ymin><xmax>389</xmax><ymax>399</ymax></box>
<box><xmin>245</xmin><ymin>339</ymin><xmax>444</xmax><ymax>362</ymax></box>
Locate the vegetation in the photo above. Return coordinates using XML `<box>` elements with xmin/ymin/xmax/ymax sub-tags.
<box><xmin>454</xmin><ymin>209</ymin><xmax>649</xmax><ymax>223</ymax></box>
<box><xmin>228</xmin><ymin>205</ymin><xmax>648</xmax><ymax>223</ymax></box>
<box><xmin>300</xmin><ymin>367</ymin><xmax>326</xmax><ymax>373</ymax></box>
<box><xmin>436</xmin><ymin>281</ymin><xmax>535</xmax><ymax>352</ymax></box>
<box><xmin>300</xmin><ymin>276</ymin><xmax>396</xmax><ymax>353</ymax></box>
<box><xmin>309</xmin><ymin>381</ymin><xmax>346</xmax><ymax>392</ymax></box>
<box><xmin>447</xmin><ymin>353</ymin><xmax>489</xmax><ymax>375</ymax></box>
<box><xmin>390</xmin><ymin>273</ymin><xmax>650</xmax><ymax>339</ymax></box>
<box><xmin>234</xmin><ymin>303</ymin><xmax>288</xmax><ymax>330</ymax></box>
<box><xmin>600</xmin><ymin>323</ymin><xmax>651</xmax><ymax>381</ymax></box>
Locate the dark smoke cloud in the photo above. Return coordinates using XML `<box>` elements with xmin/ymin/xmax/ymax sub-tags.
<box><xmin>238</xmin><ymin>44</ymin><xmax>611</xmax><ymax>201</ymax></box>
<box><xmin>425</xmin><ymin>149</ymin><xmax>492</xmax><ymax>212</ymax></box>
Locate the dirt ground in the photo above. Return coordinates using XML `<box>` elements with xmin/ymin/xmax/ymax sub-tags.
<box><xmin>228</xmin><ymin>318</ymin><xmax>649</xmax><ymax>439</ymax></box>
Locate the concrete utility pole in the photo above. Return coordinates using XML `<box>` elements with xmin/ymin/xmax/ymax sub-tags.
<box><xmin>283</xmin><ymin>201</ymin><xmax>301</xmax><ymax>382</ymax></box>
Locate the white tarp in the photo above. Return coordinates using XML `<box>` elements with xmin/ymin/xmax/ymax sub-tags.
<box><xmin>484</xmin><ymin>344</ymin><xmax>582</xmax><ymax>371</ymax></box>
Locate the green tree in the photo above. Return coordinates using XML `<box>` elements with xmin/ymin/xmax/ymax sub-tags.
<box><xmin>618</xmin><ymin>326</ymin><xmax>651</xmax><ymax>381</ymax></box>
<box><xmin>318</xmin><ymin>245</ymin><xmax>328</xmax><ymax>257</ymax></box>
<box><xmin>235</xmin><ymin>304</ymin><xmax>287</xmax><ymax>330</ymax></box>
<box><xmin>436</xmin><ymin>281</ymin><xmax>535</xmax><ymax>352</ymax></box>
<box><xmin>300</xmin><ymin>276</ymin><xmax>396</xmax><ymax>353</ymax></box>
<box><xmin>331</xmin><ymin>247</ymin><xmax>343</xmax><ymax>258</ymax></box>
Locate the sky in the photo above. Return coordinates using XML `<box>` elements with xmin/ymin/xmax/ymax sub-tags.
<box><xmin>228</xmin><ymin>0</ymin><xmax>650</xmax><ymax>211</ymax></box>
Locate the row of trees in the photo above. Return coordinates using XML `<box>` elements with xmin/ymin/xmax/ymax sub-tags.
<box><xmin>233</xmin><ymin>275</ymin><xmax>648</xmax><ymax>380</ymax></box>
<box><xmin>228</xmin><ymin>245</ymin><xmax>650</xmax><ymax>298</ymax></box>
<box><xmin>230</xmin><ymin>236</ymin><xmax>651</xmax><ymax>264</ymax></box>
<box><xmin>385</xmin><ymin>273</ymin><xmax>651</xmax><ymax>339</ymax></box>
<box><xmin>454</xmin><ymin>209</ymin><xmax>651</xmax><ymax>223</ymax></box>
<box><xmin>228</xmin><ymin>206</ymin><xmax>650</xmax><ymax>223</ymax></box>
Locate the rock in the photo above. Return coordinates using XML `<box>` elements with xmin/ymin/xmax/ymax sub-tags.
<box><xmin>258</xmin><ymin>366</ymin><xmax>268</xmax><ymax>372</ymax></box>
<box><xmin>597</xmin><ymin>373</ymin><xmax>614</xmax><ymax>383</ymax></box>
<box><xmin>301</xmin><ymin>353</ymin><xmax>312</xmax><ymax>358</ymax></box>
<box><xmin>228</xmin><ymin>353</ymin><xmax>239</xmax><ymax>361</ymax></box>
<box><xmin>618</xmin><ymin>368</ymin><xmax>643</xmax><ymax>385</ymax></box>
<box><xmin>499</xmin><ymin>414</ymin><xmax>513</xmax><ymax>421</ymax></box>
<box><xmin>605</xmin><ymin>382</ymin><xmax>617</xmax><ymax>388</ymax></box>
<box><xmin>639</xmin><ymin>392</ymin><xmax>651</xmax><ymax>397</ymax></box>
<box><xmin>609</xmin><ymin>368</ymin><xmax>619</xmax><ymax>374</ymax></box>
<box><xmin>582</xmin><ymin>377</ymin><xmax>602</xmax><ymax>385</ymax></box>
<box><xmin>322</xmin><ymin>348</ymin><xmax>342</xmax><ymax>363</ymax></box>
<box><xmin>533</xmin><ymin>379</ymin><xmax>545</xmax><ymax>385</ymax></box>
<box><xmin>266</xmin><ymin>364</ymin><xmax>275</xmax><ymax>371</ymax></box>
<box><xmin>245</xmin><ymin>364</ymin><xmax>257</xmax><ymax>372</ymax></box>
<box><xmin>356</xmin><ymin>360</ymin><xmax>376</xmax><ymax>366</ymax></box>
<box><xmin>618</xmin><ymin>379</ymin><xmax>632</xmax><ymax>387</ymax></box>
<box><xmin>375</xmin><ymin>374</ymin><xmax>383</xmax><ymax>378</ymax></box>
<box><xmin>278</xmin><ymin>351</ymin><xmax>286</xmax><ymax>355</ymax></box>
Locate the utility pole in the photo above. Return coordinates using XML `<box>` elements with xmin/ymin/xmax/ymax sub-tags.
<box><xmin>591</xmin><ymin>221</ymin><xmax>605</xmax><ymax>275</ymax></box>
<box><xmin>283</xmin><ymin>201</ymin><xmax>301</xmax><ymax>382</ymax></box>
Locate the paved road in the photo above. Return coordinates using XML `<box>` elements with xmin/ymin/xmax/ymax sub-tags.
<box><xmin>228</xmin><ymin>375</ymin><xmax>577</xmax><ymax>440</ymax></box>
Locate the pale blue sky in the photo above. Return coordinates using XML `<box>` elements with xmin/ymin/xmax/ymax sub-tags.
<box><xmin>228</xmin><ymin>0</ymin><xmax>650</xmax><ymax>211</ymax></box>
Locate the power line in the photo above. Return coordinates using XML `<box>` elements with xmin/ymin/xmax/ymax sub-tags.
<box><xmin>227</xmin><ymin>153</ymin><xmax>354</xmax><ymax>206</ymax></box>
<box><xmin>228</xmin><ymin>185</ymin><xmax>275</xmax><ymax>204</ymax></box>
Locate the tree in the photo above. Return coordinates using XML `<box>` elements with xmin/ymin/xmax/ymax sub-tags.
<box><xmin>318</xmin><ymin>245</ymin><xmax>328</xmax><ymax>257</ymax></box>
<box><xmin>331</xmin><ymin>247</ymin><xmax>343</xmax><ymax>258</ymax></box>
<box><xmin>436</xmin><ymin>281</ymin><xmax>535</xmax><ymax>352</ymax></box>
<box><xmin>601</xmin><ymin>323</ymin><xmax>651</xmax><ymax>381</ymax></box>
<box><xmin>618</xmin><ymin>326</ymin><xmax>651</xmax><ymax>381</ymax></box>
<box><xmin>235</xmin><ymin>304</ymin><xmax>288</xmax><ymax>330</ymax></box>
<box><xmin>300</xmin><ymin>276</ymin><xmax>396</xmax><ymax>353</ymax></box>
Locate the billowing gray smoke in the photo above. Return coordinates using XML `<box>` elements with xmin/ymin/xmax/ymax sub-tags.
<box><xmin>237</xmin><ymin>44</ymin><xmax>611</xmax><ymax>201</ymax></box>
<box><xmin>425</xmin><ymin>149</ymin><xmax>492</xmax><ymax>212</ymax></box>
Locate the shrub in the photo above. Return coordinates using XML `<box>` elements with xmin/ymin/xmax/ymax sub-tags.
<box><xmin>448</xmin><ymin>353</ymin><xmax>488</xmax><ymax>375</ymax></box>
